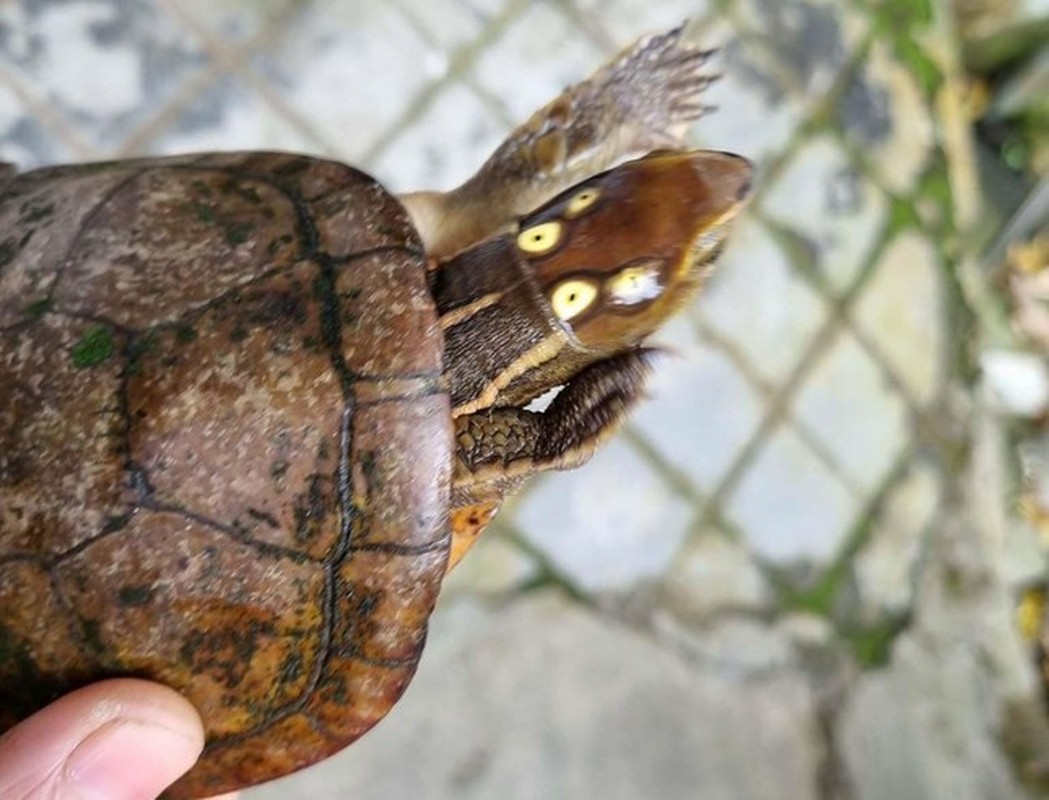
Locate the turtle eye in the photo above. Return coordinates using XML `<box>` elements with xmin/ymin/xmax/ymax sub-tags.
<box><xmin>549</xmin><ymin>278</ymin><xmax>598</xmax><ymax>322</ymax></box>
<box><xmin>517</xmin><ymin>221</ymin><xmax>563</xmax><ymax>255</ymax></box>
<box><xmin>606</xmin><ymin>261</ymin><xmax>664</xmax><ymax>306</ymax></box>
<box><xmin>565</xmin><ymin>187</ymin><xmax>601</xmax><ymax>218</ymax></box>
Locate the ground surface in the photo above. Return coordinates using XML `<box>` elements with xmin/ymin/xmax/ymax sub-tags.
<box><xmin>2</xmin><ymin>1</ymin><xmax>1047</xmax><ymax>798</ymax></box>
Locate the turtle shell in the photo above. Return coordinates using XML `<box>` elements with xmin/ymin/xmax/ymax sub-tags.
<box><xmin>0</xmin><ymin>152</ymin><xmax>451</xmax><ymax>798</ymax></box>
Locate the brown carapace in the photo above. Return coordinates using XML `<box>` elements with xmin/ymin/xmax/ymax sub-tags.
<box><xmin>0</xmin><ymin>26</ymin><xmax>751</xmax><ymax>798</ymax></box>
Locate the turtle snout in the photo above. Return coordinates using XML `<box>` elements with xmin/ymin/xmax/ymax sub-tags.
<box><xmin>689</xmin><ymin>150</ymin><xmax>753</xmax><ymax>207</ymax></box>
<box><xmin>732</xmin><ymin>157</ymin><xmax>754</xmax><ymax>201</ymax></box>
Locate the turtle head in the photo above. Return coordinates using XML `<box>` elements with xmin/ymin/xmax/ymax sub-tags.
<box><xmin>434</xmin><ymin>149</ymin><xmax>751</xmax><ymax>415</ymax></box>
<box><xmin>518</xmin><ymin>149</ymin><xmax>752</xmax><ymax>354</ymax></box>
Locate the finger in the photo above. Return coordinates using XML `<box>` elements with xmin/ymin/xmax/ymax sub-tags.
<box><xmin>0</xmin><ymin>678</ymin><xmax>205</xmax><ymax>800</ymax></box>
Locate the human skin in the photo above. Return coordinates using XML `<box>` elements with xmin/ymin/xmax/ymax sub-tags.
<box><xmin>0</xmin><ymin>679</ymin><xmax>239</xmax><ymax>800</ymax></box>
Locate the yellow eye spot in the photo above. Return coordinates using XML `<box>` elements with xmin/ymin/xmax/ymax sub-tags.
<box><xmin>550</xmin><ymin>279</ymin><xmax>598</xmax><ymax>322</ymax></box>
<box><xmin>517</xmin><ymin>221</ymin><xmax>563</xmax><ymax>255</ymax></box>
<box><xmin>565</xmin><ymin>187</ymin><xmax>601</xmax><ymax>218</ymax></box>
<box><xmin>606</xmin><ymin>262</ymin><xmax>663</xmax><ymax>306</ymax></box>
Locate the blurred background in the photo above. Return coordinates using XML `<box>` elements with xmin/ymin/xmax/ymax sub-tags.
<box><xmin>1</xmin><ymin>0</ymin><xmax>1046</xmax><ymax>798</ymax></box>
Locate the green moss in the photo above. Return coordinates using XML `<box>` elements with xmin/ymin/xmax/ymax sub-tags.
<box><xmin>70</xmin><ymin>325</ymin><xmax>114</xmax><ymax>368</ymax></box>
<box><xmin>895</xmin><ymin>37</ymin><xmax>944</xmax><ymax>96</ymax></box>
<box><xmin>870</xmin><ymin>0</ymin><xmax>933</xmax><ymax>37</ymax></box>
<box><xmin>918</xmin><ymin>165</ymin><xmax>953</xmax><ymax>212</ymax></box>
<box><xmin>845</xmin><ymin>616</ymin><xmax>910</xmax><ymax>668</ymax></box>
<box><xmin>896</xmin><ymin>0</ymin><xmax>933</xmax><ymax>28</ymax></box>
<box><xmin>886</xmin><ymin>195</ymin><xmax>923</xmax><ymax>235</ymax></box>
<box><xmin>862</xmin><ymin>0</ymin><xmax>944</xmax><ymax>97</ymax></box>
<box><xmin>782</xmin><ymin>570</ymin><xmax>842</xmax><ymax>618</ymax></box>
<box><xmin>914</xmin><ymin>159</ymin><xmax>956</xmax><ymax>238</ymax></box>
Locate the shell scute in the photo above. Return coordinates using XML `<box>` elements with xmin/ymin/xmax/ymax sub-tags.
<box><xmin>335</xmin><ymin>547</ymin><xmax>449</xmax><ymax>664</ymax></box>
<box><xmin>0</xmin><ymin>560</ymin><xmax>95</xmax><ymax>728</ymax></box>
<box><xmin>309</xmin><ymin>654</ymin><xmax>416</xmax><ymax>741</ymax></box>
<box><xmin>53</xmin><ymin>513</ymin><xmax>327</xmax><ymax>737</ymax></box>
<box><xmin>50</xmin><ymin>165</ymin><xmax>303</xmax><ymax>330</ymax></box>
<box><xmin>125</xmin><ymin>260</ymin><xmax>346</xmax><ymax>560</ymax></box>
<box><xmin>347</xmin><ymin>395</ymin><xmax>451</xmax><ymax>550</ymax></box>
<box><xmin>0</xmin><ymin>315</ymin><xmax>128</xmax><ymax>556</ymax></box>
<box><xmin>333</xmin><ymin>248</ymin><xmax>443</xmax><ymax>376</ymax></box>
<box><xmin>0</xmin><ymin>166</ymin><xmax>131</xmax><ymax>328</ymax></box>
<box><xmin>187</xmin><ymin>712</ymin><xmax>338</xmax><ymax>797</ymax></box>
<box><xmin>0</xmin><ymin>152</ymin><xmax>452</xmax><ymax>798</ymax></box>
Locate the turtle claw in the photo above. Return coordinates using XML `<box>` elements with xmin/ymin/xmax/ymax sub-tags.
<box><xmin>534</xmin><ymin>348</ymin><xmax>658</xmax><ymax>469</ymax></box>
<box><xmin>404</xmin><ymin>24</ymin><xmax>724</xmax><ymax>259</ymax></box>
<box><xmin>494</xmin><ymin>24</ymin><xmax>722</xmax><ymax>186</ymax></box>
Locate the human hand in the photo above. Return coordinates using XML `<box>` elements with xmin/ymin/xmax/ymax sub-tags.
<box><xmin>0</xmin><ymin>678</ymin><xmax>238</xmax><ymax>800</ymax></box>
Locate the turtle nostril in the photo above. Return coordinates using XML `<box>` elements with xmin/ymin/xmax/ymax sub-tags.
<box><xmin>736</xmin><ymin>175</ymin><xmax>753</xmax><ymax>201</ymax></box>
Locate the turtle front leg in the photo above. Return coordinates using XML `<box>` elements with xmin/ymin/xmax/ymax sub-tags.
<box><xmin>447</xmin><ymin>349</ymin><xmax>655</xmax><ymax>570</ymax></box>
<box><xmin>403</xmin><ymin>25</ymin><xmax>719</xmax><ymax>259</ymax></box>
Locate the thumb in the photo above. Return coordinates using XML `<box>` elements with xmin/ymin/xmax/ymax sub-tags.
<box><xmin>0</xmin><ymin>678</ymin><xmax>205</xmax><ymax>800</ymax></box>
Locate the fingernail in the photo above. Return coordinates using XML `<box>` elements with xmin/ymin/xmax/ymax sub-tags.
<box><xmin>66</xmin><ymin>718</ymin><xmax>204</xmax><ymax>800</ymax></box>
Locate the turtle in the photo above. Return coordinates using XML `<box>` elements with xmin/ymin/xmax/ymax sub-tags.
<box><xmin>0</xmin><ymin>26</ymin><xmax>752</xmax><ymax>799</ymax></box>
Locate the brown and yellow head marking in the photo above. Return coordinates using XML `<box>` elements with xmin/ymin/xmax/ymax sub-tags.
<box><xmin>515</xmin><ymin>149</ymin><xmax>752</xmax><ymax>354</ymax></box>
<box><xmin>435</xmin><ymin>149</ymin><xmax>752</xmax><ymax>415</ymax></box>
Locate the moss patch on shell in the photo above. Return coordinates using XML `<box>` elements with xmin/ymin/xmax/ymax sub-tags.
<box><xmin>70</xmin><ymin>325</ymin><xmax>114</xmax><ymax>368</ymax></box>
